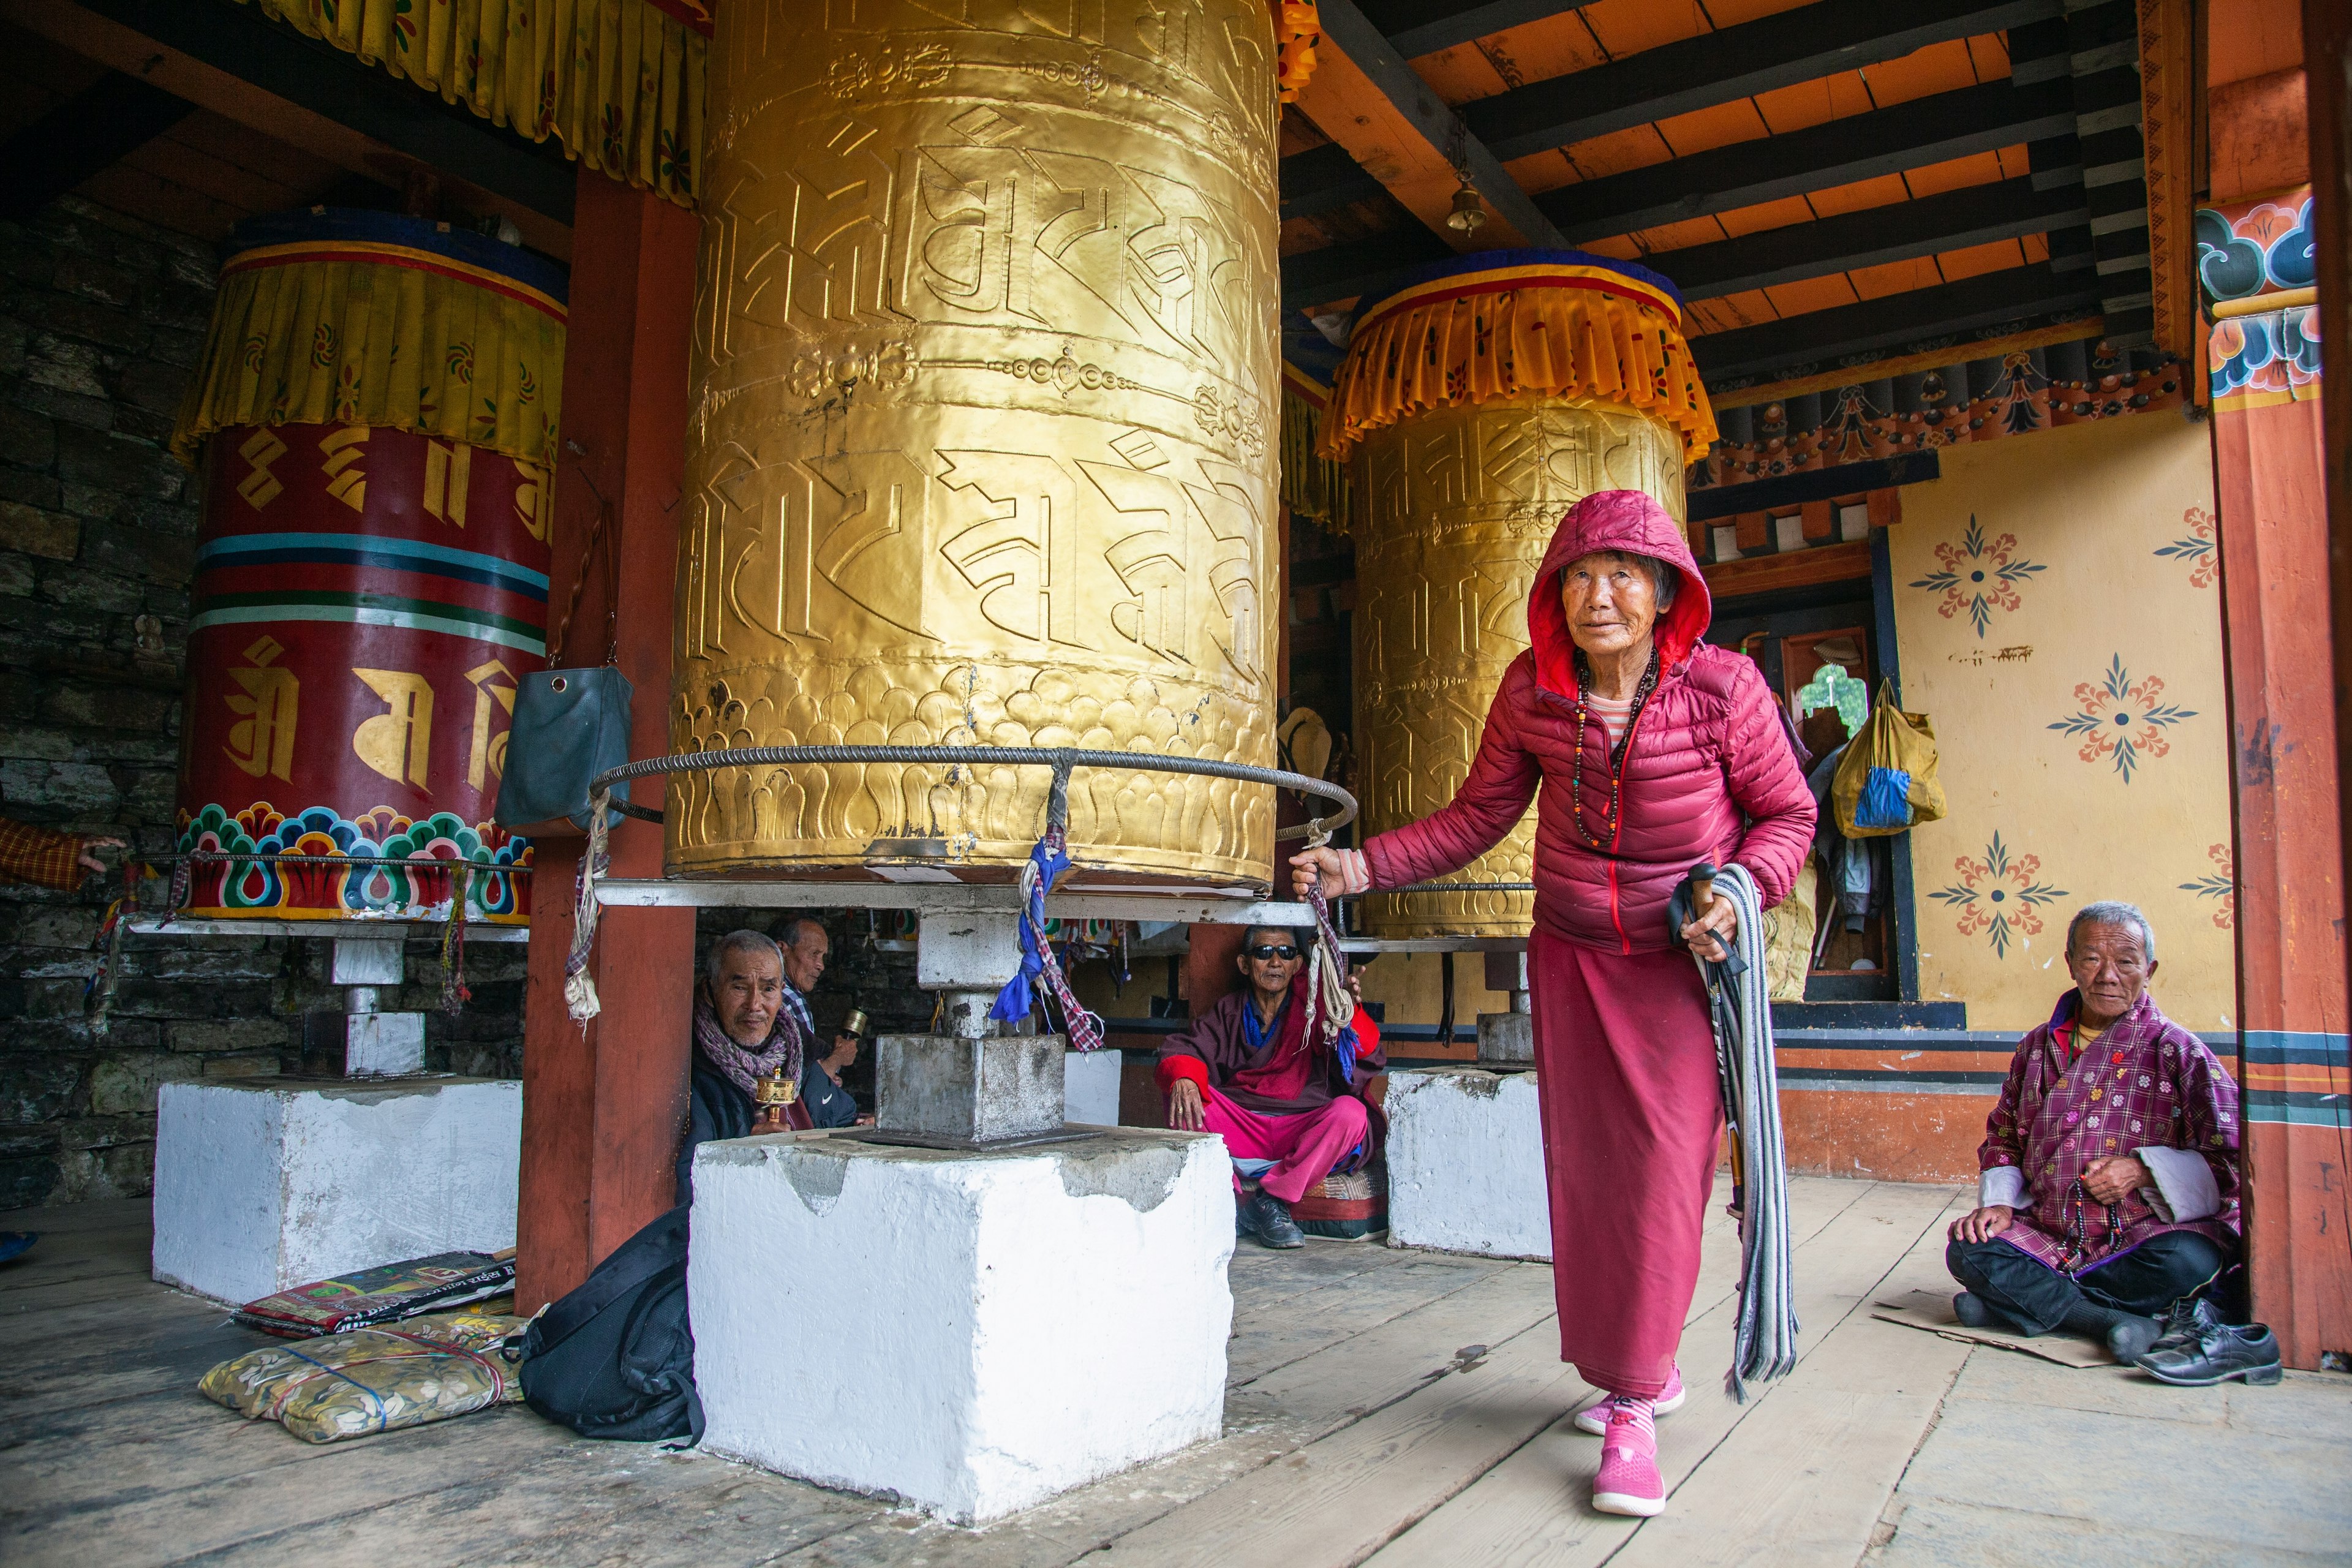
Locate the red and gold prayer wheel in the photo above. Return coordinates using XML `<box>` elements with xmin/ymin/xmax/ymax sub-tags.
<box><xmin>1319</xmin><ymin>251</ymin><xmax>1717</xmax><ymax>937</ymax></box>
<box><xmin>167</xmin><ymin>211</ymin><xmax>566</xmax><ymax>922</ymax></box>
<box><xmin>666</xmin><ymin>0</ymin><xmax>1283</xmax><ymax>889</ymax></box>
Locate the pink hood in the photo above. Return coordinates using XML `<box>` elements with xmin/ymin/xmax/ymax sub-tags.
<box><xmin>1527</xmin><ymin>489</ymin><xmax>1712</xmax><ymax>698</ymax></box>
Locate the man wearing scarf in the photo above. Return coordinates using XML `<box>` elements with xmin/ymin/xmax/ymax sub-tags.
<box><xmin>676</xmin><ymin>929</ymin><xmax>821</xmax><ymax>1204</ymax></box>
<box><xmin>1157</xmin><ymin>926</ymin><xmax>1384</xmax><ymax>1248</ymax></box>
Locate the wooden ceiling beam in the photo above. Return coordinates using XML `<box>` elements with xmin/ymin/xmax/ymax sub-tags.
<box><xmin>1281</xmin><ymin>225</ymin><xmax>1456</xmax><ymax>312</ymax></box>
<box><xmin>50</xmin><ymin>0</ymin><xmax>575</xmax><ymax>226</ymax></box>
<box><xmin>1359</xmin><ymin>0</ymin><xmax>1602</xmax><ymax>61</ymax></box>
<box><xmin>1535</xmin><ymin>76</ymin><xmax>2078</xmax><ymax>244</ymax></box>
<box><xmin>1279</xmin><ymin>143</ymin><xmax>1389</xmax><ymax>223</ymax></box>
<box><xmin>1689</xmin><ymin>263</ymin><xmax>2102</xmax><ymax>383</ymax></box>
<box><xmin>0</xmin><ymin>70</ymin><xmax>194</xmax><ymax>220</ymax></box>
<box><xmin>1294</xmin><ymin>0</ymin><xmax>1566</xmax><ymax>249</ymax></box>
<box><xmin>1654</xmin><ymin>176</ymin><xmax>2087</xmax><ymax>300</ymax></box>
<box><xmin>1465</xmin><ymin>0</ymin><xmax>2061</xmax><ymax>164</ymax></box>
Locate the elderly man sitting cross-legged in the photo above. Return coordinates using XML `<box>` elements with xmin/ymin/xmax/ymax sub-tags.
<box><xmin>1158</xmin><ymin>926</ymin><xmax>1383</xmax><ymax>1249</ymax></box>
<box><xmin>1947</xmin><ymin>900</ymin><xmax>2278</xmax><ymax>1383</ymax></box>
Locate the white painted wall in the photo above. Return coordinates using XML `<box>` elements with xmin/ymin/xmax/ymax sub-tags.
<box><xmin>153</xmin><ymin>1077</ymin><xmax>522</xmax><ymax>1304</ymax></box>
<box><xmin>1385</xmin><ymin>1068</ymin><xmax>1552</xmax><ymax>1260</ymax></box>
<box><xmin>692</xmin><ymin>1129</ymin><xmax>1234</xmax><ymax>1523</ymax></box>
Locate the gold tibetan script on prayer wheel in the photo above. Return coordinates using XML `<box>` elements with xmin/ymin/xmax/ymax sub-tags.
<box><xmin>669</xmin><ymin>0</ymin><xmax>1281</xmax><ymax>888</ymax></box>
<box><xmin>1321</xmin><ymin>253</ymin><xmax>1717</xmax><ymax>938</ymax></box>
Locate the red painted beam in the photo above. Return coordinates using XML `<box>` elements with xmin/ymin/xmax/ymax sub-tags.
<box><xmin>515</xmin><ymin>168</ymin><xmax>699</xmax><ymax>1313</ymax></box>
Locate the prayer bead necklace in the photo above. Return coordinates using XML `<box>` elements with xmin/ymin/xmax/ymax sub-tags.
<box><xmin>1568</xmin><ymin>650</ymin><xmax>1659</xmax><ymax>850</ymax></box>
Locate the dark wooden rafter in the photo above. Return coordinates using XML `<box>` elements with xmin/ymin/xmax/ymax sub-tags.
<box><xmin>1536</xmin><ymin>76</ymin><xmax>2079</xmax><ymax>243</ymax></box>
<box><xmin>1283</xmin><ymin>225</ymin><xmax>1455</xmax><ymax>311</ymax></box>
<box><xmin>1359</xmin><ymin>0</ymin><xmax>1600</xmax><ymax>61</ymax></box>
<box><xmin>1463</xmin><ymin>0</ymin><xmax>2062</xmax><ymax>164</ymax></box>
<box><xmin>1657</xmin><ymin>176</ymin><xmax>2087</xmax><ymax>300</ymax></box>
<box><xmin>72</xmin><ymin>0</ymin><xmax>577</xmax><ymax>223</ymax></box>
<box><xmin>0</xmin><ymin>69</ymin><xmax>195</xmax><ymax>220</ymax></box>
<box><xmin>1280</xmin><ymin>143</ymin><xmax>1388</xmax><ymax>222</ymax></box>
<box><xmin>1312</xmin><ymin>0</ymin><xmax>1567</xmax><ymax>246</ymax></box>
<box><xmin>1689</xmin><ymin>263</ymin><xmax>2101</xmax><ymax>382</ymax></box>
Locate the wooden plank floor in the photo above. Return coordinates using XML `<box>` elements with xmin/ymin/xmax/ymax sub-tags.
<box><xmin>5</xmin><ymin>1179</ymin><xmax>2348</xmax><ymax>1567</ymax></box>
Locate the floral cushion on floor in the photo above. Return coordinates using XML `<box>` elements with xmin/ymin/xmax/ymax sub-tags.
<box><xmin>201</xmin><ymin>1311</ymin><xmax>524</xmax><ymax>1443</ymax></box>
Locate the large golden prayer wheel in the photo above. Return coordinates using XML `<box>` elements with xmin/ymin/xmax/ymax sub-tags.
<box><xmin>1320</xmin><ymin>252</ymin><xmax>1717</xmax><ymax>937</ymax></box>
<box><xmin>668</xmin><ymin>0</ymin><xmax>1282</xmax><ymax>888</ymax></box>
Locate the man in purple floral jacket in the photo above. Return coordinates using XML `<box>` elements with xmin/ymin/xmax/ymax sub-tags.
<box><xmin>1946</xmin><ymin>902</ymin><xmax>2270</xmax><ymax>1379</ymax></box>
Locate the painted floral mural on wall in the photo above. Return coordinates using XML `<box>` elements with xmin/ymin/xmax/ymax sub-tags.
<box><xmin>2153</xmin><ymin>505</ymin><xmax>2217</xmax><ymax>589</ymax></box>
<box><xmin>1930</xmin><ymin>832</ymin><xmax>2069</xmax><ymax>959</ymax></box>
<box><xmin>1908</xmin><ymin>515</ymin><xmax>2045</xmax><ymax>638</ymax></box>
<box><xmin>2047</xmin><ymin>655</ymin><xmax>2198</xmax><ymax>782</ymax></box>
<box><xmin>2179</xmin><ymin>842</ymin><xmax>2235</xmax><ymax>929</ymax></box>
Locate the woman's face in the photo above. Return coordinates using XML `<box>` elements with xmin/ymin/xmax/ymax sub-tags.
<box><xmin>1559</xmin><ymin>551</ymin><xmax>1660</xmax><ymax>658</ymax></box>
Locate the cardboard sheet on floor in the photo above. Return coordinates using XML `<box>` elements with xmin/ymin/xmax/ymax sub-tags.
<box><xmin>1871</xmin><ymin>1289</ymin><xmax>2113</xmax><ymax>1367</ymax></box>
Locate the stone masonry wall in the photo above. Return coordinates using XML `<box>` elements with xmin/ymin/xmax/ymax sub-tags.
<box><xmin>0</xmin><ymin>197</ymin><xmax>526</xmax><ymax>1211</ymax></box>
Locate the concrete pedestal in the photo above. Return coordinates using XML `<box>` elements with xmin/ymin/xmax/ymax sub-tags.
<box><xmin>153</xmin><ymin>1076</ymin><xmax>522</xmax><ymax>1304</ymax></box>
<box><xmin>877</xmin><ymin>1033</ymin><xmax>1065</xmax><ymax>1143</ymax></box>
<box><xmin>1063</xmin><ymin>1047</ymin><xmax>1123</xmax><ymax>1125</ymax></box>
<box><xmin>1385</xmin><ymin>1067</ymin><xmax>1551</xmax><ymax>1259</ymax></box>
<box><xmin>690</xmin><ymin>1127</ymin><xmax>1233</xmax><ymax>1523</ymax></box>
<box><xmin>1476</xmin><ymin>1010</ymin><xmax>1533</xmax><ymax>1064</ymax></box>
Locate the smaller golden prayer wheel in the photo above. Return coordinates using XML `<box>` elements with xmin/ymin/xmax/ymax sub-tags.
<box><xmin>1318</xmin><ymin>251</ymin><xmax>1717</xmax><ymax>937</ymax></box>
<box><xmin>753</xmin><ymin>1064</ymin><xmax>801</xmax><ymax>1131</ymax></box>
<box><xmin>840</xmin><ymin>1008</ymin><xmax>870</xmax><ymax>1040</ymax></box>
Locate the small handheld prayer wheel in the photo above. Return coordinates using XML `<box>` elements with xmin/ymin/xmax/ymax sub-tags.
<box><xmin>668</xmin><ymin>0</ymin><xmax>1284</xmax><ymax>889</ymax></box>
<box><xmin>752</xmin><ymin>1063</ymin><xmax>801</xmax><ymax>1132</ymax></box>
<box><xmin>165</xmin><ymin>210</ymin><xmax>566</xmax><ymax>923</ymax></box>
<box><xmin>1317</xmin><ymin>252</ymin><xmax>1717</xmax><ymax>937</ymax></box>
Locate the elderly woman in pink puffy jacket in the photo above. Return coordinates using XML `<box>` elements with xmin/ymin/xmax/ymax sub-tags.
<box><xmin>1294</xmin><ymin>488</ymin><xmax>1815</xmax><ymax>1518</ymax></box>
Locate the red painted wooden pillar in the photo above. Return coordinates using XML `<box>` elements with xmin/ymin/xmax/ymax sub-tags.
<box><xmin>2216</xmin><ymin>385</ymin><xmax>2352</xmax><ymax>1367</ymax></box>
<box><xmin>515</xmin><ymin>171</ymin><xmax>699</xmax><ymax>1312</ymax></box>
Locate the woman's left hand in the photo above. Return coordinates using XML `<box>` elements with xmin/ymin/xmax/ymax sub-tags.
<box><xmin>1680</xmin><ymin>897</ymin><xmax>1738</xmax><ymax>961</ymax></box>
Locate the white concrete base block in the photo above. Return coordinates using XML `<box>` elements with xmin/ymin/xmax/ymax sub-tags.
<box><xmin>691</xmin><ymin>1128</ymin><xmax>1234</xmax><ymax>1523</ymax></box>
<box><xmin>1063</xmin><ymin>1047</ymin><xmax>1123</xmax><ymax>1126</ymax></box>
<box><xmin>153</xmin><ymin>1077</ymin><xmax>522</xmax><ymax>1305</ymax></box>
<box><xmin>1385</xmin><ymin>1068</ymin><xmax>1552</xmax><ymax>1260</ymax></box>
<box><xmin>345</xmin><ymin>1011</ymin><xmax>426</xmax><ymax>1076</ymax></box>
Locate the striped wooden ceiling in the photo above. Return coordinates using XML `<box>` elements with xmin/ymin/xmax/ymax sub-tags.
<box><xmin>1279</xmin><ymin>0</ymin><xmax>2162</xmax><ymax>397</ymax></box>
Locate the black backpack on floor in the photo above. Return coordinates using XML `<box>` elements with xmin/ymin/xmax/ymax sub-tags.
<box><xmin>516</xmin><ymin>1204</ymin><xmax>704</xmax><ymax>1444</ymax></box>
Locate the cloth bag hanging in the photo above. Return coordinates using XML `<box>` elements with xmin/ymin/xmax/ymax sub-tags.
<box><xmin>494</xmin><ymin>666</ymin><xmax>634</xmax><ymax>835</ymax></box>
<box><xmin>491</xmin><ymin>455</ymin><xmax>632</xmax><ymax>836</ymax></box>
<box><xmin>1831</xmin><ymin>682</ymin><xmax>1945</xmax><ymax>836</ymax></box>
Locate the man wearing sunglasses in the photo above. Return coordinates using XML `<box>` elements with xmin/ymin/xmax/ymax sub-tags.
<box><xmin>1156</xmin><ymin>927</ymin><xmax>1384</xmax><ymax>1248</ymax></box>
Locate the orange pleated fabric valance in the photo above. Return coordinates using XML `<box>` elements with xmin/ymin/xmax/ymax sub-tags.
<box><xmin>1319</xmin><ymin>251</ymin><xmax>1719</xmax><ymax>463</ymax></box>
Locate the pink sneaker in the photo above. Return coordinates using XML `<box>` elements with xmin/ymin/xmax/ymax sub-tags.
<box><xmin>1574</xmin><ymin>1363</ymin><xmax>1685</xmax><ymax>1434</ymax></box>
<box><xmin>1591</xmin><ymin>1399</ymin><xmax>1665</xmax><ymax>1517</ymax></box>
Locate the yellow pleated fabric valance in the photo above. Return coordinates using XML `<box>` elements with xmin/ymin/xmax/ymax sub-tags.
<box><xmin>1280</xmin><ymin>361</ymin><xmax>1351</xmax><ymax>527</ymax></box>
<box><xmin>1320</xmin><ymin>252</ymin><xmax>1718</xmax><ymax>464</ymax></box>
<box><xmin>233</xmin><ymin>0</ymin><xmax>707</xmax><ymax>207</ymax></box>
<box><xmin>169</xmin><ymin>211</ymin><xmax>568</xmax><ymax>471</ymax></box>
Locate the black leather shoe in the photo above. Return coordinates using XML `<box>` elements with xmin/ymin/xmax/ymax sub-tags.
<box><xmin>2139</xmin><ymin>1318</ymin><xmax>2284</xmax><ymax>1386</ymax></box>
<box><xmin>2142</xmin><ymin>1297</ymin><xmax>2222</xmax><ymax>1361</ymax></box>
<box><xmin>1241</xmin><ymin>1192</ymin><xmax>1305</xmax><ymax>1249</ymax></box>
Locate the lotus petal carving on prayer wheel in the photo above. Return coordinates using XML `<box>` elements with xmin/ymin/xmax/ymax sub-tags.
<box><xmin>1319</xmin><ymin>252</ymin><xmax>1717</xmax><ymax>937</ymax></box>
<box><xmin>669</xmin><ymin>0</ymin><xmax>1282</xmax><ymax>888</ymax></box>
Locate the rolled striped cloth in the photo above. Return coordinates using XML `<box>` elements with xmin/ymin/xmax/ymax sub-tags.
<box><xmin>1674</xmin><ymin>861</ymin><xmax>1799</xmax><ymax>1400</ymax></box>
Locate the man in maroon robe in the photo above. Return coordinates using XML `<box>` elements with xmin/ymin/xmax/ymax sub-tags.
<box><xmin>1157</xmin><ymin>926</ymin><xmax>1384</xmax><ymax>1249</ymax></box>
<box><xmin>1948</xmin><ymin>902</ymin><xmax>2269</xmax><ymax>1381</ymax></box>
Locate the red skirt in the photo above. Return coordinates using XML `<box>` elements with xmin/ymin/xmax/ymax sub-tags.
<box><xmin>1529</xmin><ymin>929</ymin><xmax>1722</xmax><ymax>1399</ymax></box>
